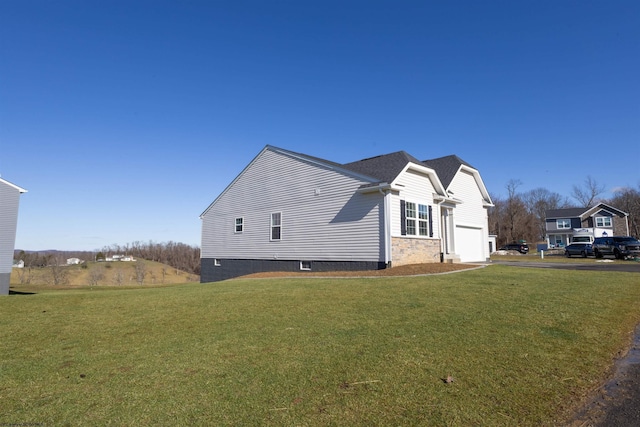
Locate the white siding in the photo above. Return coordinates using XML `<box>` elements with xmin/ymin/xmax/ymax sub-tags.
<box><xmin>449</xmin><ymin>170</ymin><xmax>490</xmax><ymax>262</ymax></box>
<box><xmin>201</xmin><ymin>149</ymin><xmax>384</xmax><ymax>262</ymax></box>
<box><xmin>390</xmin><ymin>169</ymin><xmax>440</xmax><ymax>239</ymax></box>
<box><xmin>0</xmin><ymin>182</ymin><xmax>21</xmax><ymax>275</ymax></box>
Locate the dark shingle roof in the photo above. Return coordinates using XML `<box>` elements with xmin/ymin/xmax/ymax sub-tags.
<box><xmin>422</xmin><ymin>155</ymin><xmax>475</xmax><ymax>189</ymax></box>
<box><xmin>545</xmin><ymin>208</ymin><xmax>587</xmax><ymax>218</ymax></box>
<box><xmin>342</xmin><ymin>151</ymin><xmax>424</xmax><ymax>184</ymax></box>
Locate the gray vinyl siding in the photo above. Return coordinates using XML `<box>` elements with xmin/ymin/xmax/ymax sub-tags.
<box><xmin>201</xmin><ymin>149</ymin><xmax>384</xmax><ymax>262</ymax></box>
<box><xmin>545</xmin><ymin>217</ymin><xmax>581</xmax><ymax>232</ymax></box>
<box><xmin>0</xmin><ymin>182</ymin><xmax>21</xmax><ymax>293</ymax></box>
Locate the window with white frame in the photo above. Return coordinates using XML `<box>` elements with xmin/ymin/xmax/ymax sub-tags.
<box><xmin>271</xmin><ymin>212</ymin><xmax>282</xmax><ymax>240</ymax></box>
<box><xmin>235</xmin><ymin>217</ymin><xmax>244</xmax><ymax>233</ymax></box>
<box><xmin>405</xmin><ymin>202</ymin><xmax>430</xmax><ymax>236</ymax></box>
<box><xmin>300</xmin><ymin>260</ymin><xmax>311</xmax><ymax>270</ymax></box>
<box><xmin>405</xmin><ymin>202</ymin><xmax>417</xmax><ymax>235</ymax></box>
<box><xmin>557</xmin><ymin>219</ymin><xmax>571</xmax><ymax>229</ymax></box>
<box><xmin>596</xmin><ymin>216</ymin><xmax>612</xmax><ymax>227</ymax></box>
<box><xmin>418</xmin><ymin>204</ymin><xmax>429</xmax><ymax>236</ymax></box>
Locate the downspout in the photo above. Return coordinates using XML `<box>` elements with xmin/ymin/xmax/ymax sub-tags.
<box><xmin>379</xmin><ymin>187</ymin><xmax>392</xmax><ymax>267</ymax></box>
<box><xmin>435</xmin><ymin>199</ymin><xmax>446</xmax><ymax>262</ymax></box>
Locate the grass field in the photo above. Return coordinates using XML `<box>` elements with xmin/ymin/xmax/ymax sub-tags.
<box><xmin>2</xmin><ymin>265</ymin><xmax>640</xmax><ymax>426</ymax></box>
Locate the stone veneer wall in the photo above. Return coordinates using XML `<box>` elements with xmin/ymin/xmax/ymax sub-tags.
<box><xmin>613</xmin><ymin>217</ymin><xmax>628</xmax><ymax>236</ymax></box>
<box><xmin>391</xmin><ymin>237</ymin><xmax>441</xmax><ymax>266</ymax></box>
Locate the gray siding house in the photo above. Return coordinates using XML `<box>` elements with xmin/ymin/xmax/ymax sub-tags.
<box><xmin>200</xmin><ymin>146</ymin><xmax>492</xmax><ymax>282</ymax></box>
<box><xmin>545</xmin><ymin>203</ymin><xmax>629</xmax><ymax>247</ymax></box>
<box><xmin>0</xmin><ymin>178</ymin><xmax>27</xmax><ymax>295</ymax></box>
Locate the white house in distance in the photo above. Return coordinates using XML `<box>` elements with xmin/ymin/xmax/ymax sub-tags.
<box><xmin>200</xmin><ymin>145</ymin><xmax>493</xmax><ymax>282</ymax></box>
<box><xmin>1</xmin><ymin>177</ymin><xmax>27</xmax><ymax>295</ymax></box>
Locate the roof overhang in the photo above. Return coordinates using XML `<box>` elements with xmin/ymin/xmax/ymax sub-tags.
<box><xmin>581</xmin><ymin>203</ymin><xmax>628</xmax><ymax>219</ymax></box>
<box><xmin>357</xmin><ymin>182</ymin><xmax>403</xmax><ymax>194</ymax></box>
<box><xmin>0</xmin><ymin>177</ymin><xmax>27</xmax><ymax>193</ymax></box>
<box><xmin>391</xmin><ymin>162</ymin><xmax>449</xmax><ymax>198</ymax></box>
<box><xmin>457</xmin><ymin>164</ymin><xmax>493</xmax><ymax>206</ymax></box>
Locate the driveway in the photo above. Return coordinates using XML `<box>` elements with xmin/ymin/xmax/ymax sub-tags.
<box><xmin>492</xmin><ymin>259</ymin><xmax>640</xmax><ymax>273</ymax></box>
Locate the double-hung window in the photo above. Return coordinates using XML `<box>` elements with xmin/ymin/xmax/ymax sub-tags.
<box><xmin>418</xmin><ymin>204</ymin><xmax>429</xmax><ymax>236</ymax></box>
<box><xmin>596</xmin><ymin>217</ymin><xmax>612</xmax><ymax>227</ymax></box>
<box><xmin>235</xmin><ymin>217</ymin><xmax>244</xmax><ymax>233</ymax></box>
<box><xmin>557</xmin><ymin>219</ymin><xmax>571</xmax><ymax>229</ymax></box>
<box><xmin>271</xmin><ymin>212</ymin><xmax>282</xmax><ymax>240</ymax></box>
<box><xmin>405</xmin><ymin>202</ymin><xmax>417</xmax><ymax>235</ymax></box>
<box><xmin>404</xmin><ymin>201</ymin><xmax>431</xmax><ymax>237</ymax></box>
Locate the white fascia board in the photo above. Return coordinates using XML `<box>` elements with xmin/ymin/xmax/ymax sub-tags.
<box><xmin>457</xmin><ymin>164</ymin><xmax>493</xmax><ymax>206</ymax></box>
<box><xmin>581</xmin><ymin>203</ymin><xmax>628</xmax><ymax>219</ymax></box>
<box><xmin>357</xmin><ymin>182</ymin><xmax>403</xmax><ymax>194</ymax></box>
<box><xmin>434</xmin><ymin>194</ymin><xmax>462</xmax><ymax>205</ymax></box>
<box><xmin>0</xmin><ymin>177</ymin><xmax>27</xmax><ymax>193</ymax></box>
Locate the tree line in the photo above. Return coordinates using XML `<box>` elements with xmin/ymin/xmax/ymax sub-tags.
<box><xmin>489</xmin><ymin>176</ymin><xmax>640</xmax><ymax>248</ymax></box>
<box><xmin>97</xmin><ymin>241</ymin><xmax>200</xmax><ymax>275</ymax></box>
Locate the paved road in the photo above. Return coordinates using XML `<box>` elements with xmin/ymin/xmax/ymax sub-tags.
<box><xmin>492</xmin><ymin>260</ymin><xmax>640</xmax><ymax>273</ymax></box>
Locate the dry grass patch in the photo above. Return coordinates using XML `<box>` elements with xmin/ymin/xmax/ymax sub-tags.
<box><xmin>241</xmin><ymin>262</ymin><xmax>479</xmax><ymax>278</ymax></box>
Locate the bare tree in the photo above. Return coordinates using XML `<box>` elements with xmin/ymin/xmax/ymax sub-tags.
<box><xmin>88</xmin><ymin>265</ymin><xmax>106</xmax><ymax>287</ymax></box>
<box><xmin>571</xmin><ymin>176</ymin><xmax>606</xmax><ymax>208</ymax></box>
<box><xmin>135</xmin><ymin>260</ymin><xmax>147</xmax><ymax>285</ymax></box>
<box><xmin>523</xmin><ymin>188</ymin><xmax>569</xmax><ymax>241</ymax></box>
<box><xmin>47</xmin><ymin>257</ymin><xmax>69</xmax><ymax>286</ymax></box>
<box><xmin>504</xmin><ymin>179</ymin><xmax>530</xmax><ymax>243</ymax></box>
<box><xmin>16</xmin><ymin>267</ymin><xmax>33</xmax><ymax>285</ymax></box>
<box><xmin>112</xmin><ymin>268</ymin><xmax>125</xmax><ymax>286</ymax></box>
<box><xmin>607</xmin><ymin>186</ymin><xmax>640</xmax><ymax>237</ymax></box>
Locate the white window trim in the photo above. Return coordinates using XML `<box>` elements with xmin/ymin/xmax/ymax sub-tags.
<box><xmin>270</xmin><ymin>212</ymin><xmax>282</xmax><ymax>241</ymax></box>
<box><xmin>214</xmin><ymin>259</ymin><xmax>221</xmax><ymax>266</ymax></box>
<box><xmin>235</xmin><ymin>217</ymin><xmax>244</xmax><ymax>233</ymax></box>
<box><xmin>557</xmin><ymin>219</ymin><xmax>571</xmax><ymax>229</ymax></box>
<box><xmin>406</xmin><ymin>201</ymin><xmax>430</xmax><ymax>237</ymax></box>
<box><xmin>596</xmin><ymin>216</ymin><xmax>612</xmax><ymax>227</ymax></box>
<box><xmin>300</xmin><ymin>260</ymin><xmax>311</xmax><ymax>271</ymax></box>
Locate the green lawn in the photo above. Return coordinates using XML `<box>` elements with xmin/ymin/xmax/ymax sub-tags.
<box><xmin>2</xmin><ymin>265</ymin><xmax>640</xmax><ymax>426</ymax></box>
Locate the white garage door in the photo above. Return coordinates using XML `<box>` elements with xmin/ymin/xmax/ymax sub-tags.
<box><xmin>455</xmin><ymin>226</ymin><xmax>485</xmax><ymax>262</ymax></box>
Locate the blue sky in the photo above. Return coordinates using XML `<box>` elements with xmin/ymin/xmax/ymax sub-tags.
<box><xmin>1</xmin><ymin>0</ymin><xmax>638</xmax><ymax>251</ymax></box>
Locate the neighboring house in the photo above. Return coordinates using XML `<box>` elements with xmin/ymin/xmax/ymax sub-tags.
<box><xmin>105</xmin><ymin>255</ymin><xmax>135</xmax><ymax>262</ymax></box>
<box><xmin>67</xmin><ymin>258</ymin><xmax>82</xmax><ymax>265</ymax></box>
<box><xmin>1</xmin><ymin>178</ymin><xmax>27</xmax><ymax>295</ymax></box>
<box><xmin>200</xmin><ymin>145</ymin><xmax>493</xmax><ymax>282</ymax></box>
<box><xmin>545</xmin><ymin>203</ymin><xmax>630</xmax><ymax>248</ymax></box>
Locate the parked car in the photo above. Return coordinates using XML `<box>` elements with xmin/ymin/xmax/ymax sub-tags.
<box><xmin>499</xmin><ymin>242</ymin><xmax>529</xmax><ymax>254</ymax></box>
<box><xmin>564</xmin><ymin>243</ymin><xmax>594</xmax><ymax>258</ymax></box>
<box><xmin>592</xmin><ymin>236</ymin><xmax>640</xmax><ymax>260</ymax></box>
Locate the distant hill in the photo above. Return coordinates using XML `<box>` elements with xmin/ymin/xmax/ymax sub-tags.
<box><xmin>10</xmin><ymin>259</ymin><xmax>199</xmax><ymax>288</ymax></box>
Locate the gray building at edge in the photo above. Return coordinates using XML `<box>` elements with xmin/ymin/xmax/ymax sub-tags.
<box><xmin>0</xmin><ymin>178</ymin><xmax>27</xmax><ymax>295</ymax></box>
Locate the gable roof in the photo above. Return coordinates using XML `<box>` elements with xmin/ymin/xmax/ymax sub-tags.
<box><xmin>546</xmin><ymin>208</ymin><xmax>587</xmax><ymax>219</ymax></box>
<box><xmin>582</xmin><ymin>203</ymin><xmax>628</xmax><ymax>218</ymax></box>
<box><xmin>422</xmin><ymin>155</ymin><xmax>475</xmax><ymax>189</ymax></box>
<box><xmin>201</xmin><ymin>145</ymin><xmax>492</xmax><ymax>216</ymax></box>
<box><xmin>342</xmin><ymin>151</ymin><xmax>424</xmax><ymax>185</ymax></box>
<box><xmin>200</xmin><ymin>145</ymin><xmax>379</xmax><ymax>217</ymax></box>
<box><xmin>546</xmin><ymin>203</ymin><xmax>628</xmax><ymax>220</ymax></box>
